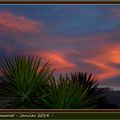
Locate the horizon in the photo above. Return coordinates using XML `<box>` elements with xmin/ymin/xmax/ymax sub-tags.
<box><xmin>0</xmin><ymin>5</ymin><xmax>120</xmax><ymax>90</ymax></box>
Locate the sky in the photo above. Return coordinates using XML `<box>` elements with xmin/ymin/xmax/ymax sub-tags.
<box><xmin>0</xmin><ymin>5</ymin><xmax>120</xmax><ymax>90</ymax></box>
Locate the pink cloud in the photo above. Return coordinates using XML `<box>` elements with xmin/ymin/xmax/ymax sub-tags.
<box><xmin>0</xmin><ymin>11</ymin><xmax>42</xmax><ymax>34</ymax></box>
<box><xmin>36</xmin><ymin>51</ymin><xmax>75</xmax><ymax>70</ymax></box>
<box><xmin>18</xmin><ymin>30</ymin><xmax>120</xmax><ymax>78</ymax></box>
<box><xmin>106</xmin><ymin>46</ymin><xmax>120</xmax><ymax>64</ymax></box>
<box><xmin>82</xmin><ymin>59</ymin><xmax>120</xmax><ymax>81</ymax></box>
<box><xmin>82</xmin><ymin>44</ymin><xmax>120</xmax><ymax>81</ymax></box>
<box><xmin>21</xmin><ymin>50</ymin><xmax>76</xmax><ymax>73</ymax></box>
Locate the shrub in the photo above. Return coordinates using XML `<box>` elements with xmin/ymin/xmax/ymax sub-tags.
<box><xmin>37</xmin><ymin>73</ymin><xmax>104</xmax><ymax>109</ymax></box>
<box><xmin>0</xmin><ymin>56</ymin><xmax>53</xmax><ymax>108</ymax></box>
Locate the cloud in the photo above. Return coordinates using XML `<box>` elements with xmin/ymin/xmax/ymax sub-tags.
<box><xmin>37</xmin><ymin>51</ymin><xmax>75</xmax><ymax>70</ymax></box>
<box><xmin>82</xmin><ymin>59</ymin><xmax>120</xmax><ymax>81</ymax></box>
<box><xmin>0</xmin><ymin>11</ymin><xmax>42</xmax><ymax>34</ymax></box>
<box><xmin>82</xmin><ymin>44</ymin><xmax>120</xmax><ymax>81</ymax></box>
<box><xmin>0</xmin><ymin>9</ymin><xmax>120</xmax><ymax>83</ymax></box>
<box><xmin>21</xmin><ymin>50</ymin><xmax>76</xmax><ymax>73</ymax></box>
<box><xmin>106</xmin><ymin>46</ymin><xmax>120</xmax><ymax>64</ymax></box>
<box><xmin>0</xmin><ymin>11</ymin><xmax>43</xmax><ymax>51</ymax></box>
<box><xmin>19</xmin><ymin>30</ymin><xmax>120</xmax><ymax>80</ymax></box>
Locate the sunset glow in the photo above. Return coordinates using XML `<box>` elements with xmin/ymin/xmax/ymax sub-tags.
<box><xmin>0</xmin><ymin>5</ymin><xmax>120</xmax><ymax>90</ymax></box>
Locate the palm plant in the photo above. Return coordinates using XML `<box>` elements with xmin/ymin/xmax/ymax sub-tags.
<box><xmin>0</xmin><ymin>56</ymin><xmax>53</xmax><ymax>108</ymax></box>
<box><xmin>38</xmin><ymin>73</ymin><xmax>104</xmax><ymax>109</ymax></box>
<box><xmin>69</xmin><ymin>72</ymin><xmax>105</xmax><ymax>107</ymax></box>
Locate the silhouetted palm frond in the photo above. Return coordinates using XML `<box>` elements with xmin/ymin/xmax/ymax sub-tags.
<box><xmin>38</xmin><ymin>73</ymin><xmax>104</xmax><ymax>109</ymax></box>
<box><xmin>0</xmin><ymin>56</ymin><xmax>53</xmax><ymax>108</ymax></box>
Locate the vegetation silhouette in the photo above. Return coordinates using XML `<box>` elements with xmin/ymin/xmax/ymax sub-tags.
<box><xmin>38</xmin><ymin>73</ymin><xmax>105</xmax><ymax>109</ymax></box>
<box><xmin>0</xmin><ymin>56</ymin><xmax>53</xmax><ymax>108</ymax></box>
<box><xmin>0</xmin><ymin>56</ymin><xmax>105</xmax><ymax>109</ymax></box>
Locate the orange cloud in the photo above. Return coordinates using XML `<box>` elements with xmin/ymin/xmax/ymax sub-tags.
<box><xmin>81</xmin><ymin>44</ymin><xmax>120</xmax><ymax>81</ymax></box>
<box><xmin>22</xmin><ymin>50</ymin><xmax>75</xmax><ymax>71</ymax></box>
<box><xmin>39</xmin><ymin>51</ymin><xmax>75</xmax><ymax>70</ymax></box>
<box><xmin>0</xmin><ymin>11</ymin><xmax>42</xmax><ymax>34</ymax></box>
<box><xmin>82</xmin><ymin>59</ymin><xmax>120</xmax><ymax>81</ymax></box>
<box><xmin>106</xmin><ymin>47</ymin><xmax>120</xmax><ymax>64</ymax></box>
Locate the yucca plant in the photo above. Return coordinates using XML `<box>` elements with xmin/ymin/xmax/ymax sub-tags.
<box><xmin>0</xmin><ymin>56</ymin><xmax>53</xmax><ymax>108</ymax></box>
<box><xmin>69</xmin><ymin>72</ymin><xmax>105</xmax><ymax>108</ymax></box>
<box><xmin>37</xmin><ymin>73</ymin><xmax>104</xmax><ymax>109</ymax></box>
